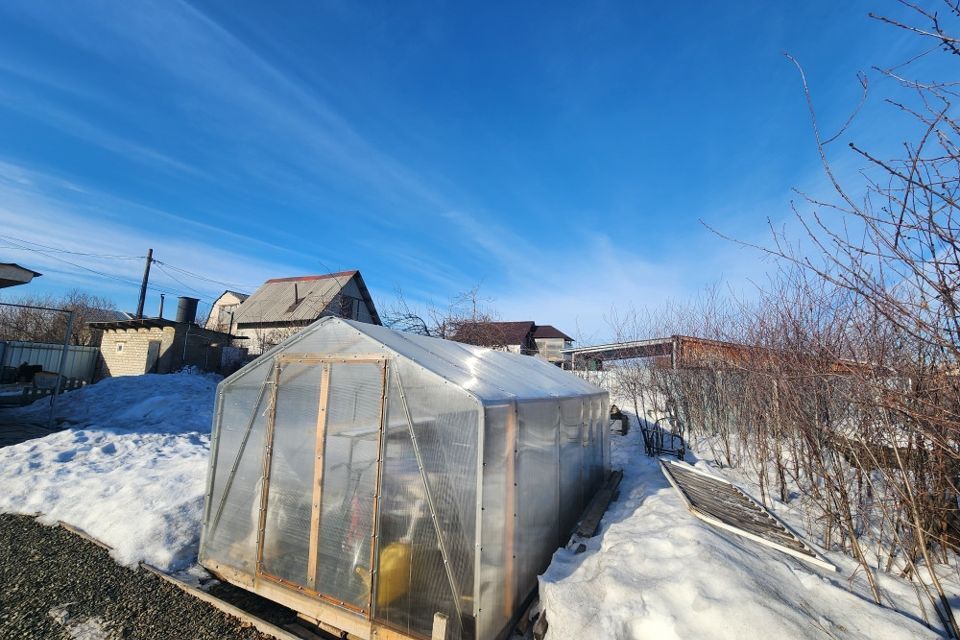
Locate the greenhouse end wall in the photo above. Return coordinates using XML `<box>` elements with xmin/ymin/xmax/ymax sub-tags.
<box><xmin>198</xmin><ymin>318</ymin><xmax>609</xmax><ymax>640</ymax></box>
<box><xmin>475</xmin><ymin>395</ymin><xmax>608</xmax><ymax>640</ymax></box>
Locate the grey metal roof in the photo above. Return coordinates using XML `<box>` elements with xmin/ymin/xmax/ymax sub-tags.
<box><xmin>231</xmin><ymin>270</ymin><xmax>379</xmax><ymax>326</ymax></box>
<box><xmin>213</xmin><ymin>290</ymin><xmax>249</xmax><ymax>303</ymax></box>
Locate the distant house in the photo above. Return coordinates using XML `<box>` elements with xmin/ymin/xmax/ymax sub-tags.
<box><xmin>90</xmin><ymin>297</ymin><xmax>238</xmax><ymax>377</ymax></box>
<box><xmin>204</xmin><ymin>290</ymin><xmax>249</xmax><ymax>333</ymax></box>
<box><xmin>0</xmin><ymin>262</ymin><xmax>41</xmax><ymax>289</ymax></box>
<box><xmin>452</xmin><ymin>320</ymin><xmax>573</xmax><ymax>364</ymax></box>
<box><xmin>452</xmin><ymin>320</ymin><xmax>538</xmax><ymax>354</ymax></box>
<box><xmin>230</xmin><ymin>270</ymin><xmax>380</xmax><ymax>355</ymax></box>
<box><xmin>533</xmin><ymin>324</ymin><xmax>574</xmax><ymax>365</ymax></box>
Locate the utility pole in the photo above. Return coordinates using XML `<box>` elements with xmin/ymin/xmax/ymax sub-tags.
<box><xmin>136</xmin><ymin>248</ymin><xmax>153</xmax><ymax>319</ymax></box>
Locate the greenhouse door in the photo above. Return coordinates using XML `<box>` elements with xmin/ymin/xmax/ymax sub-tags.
<box><xmin>256</xmin><ymin>356</ymin><xmax>387</xmax><ymax>618</ymax></box>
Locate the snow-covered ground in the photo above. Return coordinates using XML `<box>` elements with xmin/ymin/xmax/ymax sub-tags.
<box><xmin>539</xmin><ymin>413</ymin><xmax>951</xmax><ymax>639</ymax></box>
<box><xmin>0</xmin><ymin>370</ymin><xmax>218</xmax><ymax>571</ymax></box>
<box><xmin>0</xmin><ymin>372</ymin><xmax>952</xmax><ymax>638</ymax></box>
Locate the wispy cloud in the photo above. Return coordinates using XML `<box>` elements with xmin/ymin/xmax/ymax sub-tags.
<box><xmin>0</xmin><ymin>160</ymin><xmax>316</xmax><ymax>310</ymax></box>
<box><xmin>0</xmin><ymin>1</ymin><xmax>831</xmax><ymax>338</ymax></box>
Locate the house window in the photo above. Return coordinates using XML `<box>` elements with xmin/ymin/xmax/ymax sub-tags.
<box><xmin>339</xmin><ymin>296</ymin><xmax>359</xmax><ymax>319</ymax></box>
<box><xmin>116</xmin><ymin>342</ymin><xmax>125</xmax><ymax>353</ymax></box>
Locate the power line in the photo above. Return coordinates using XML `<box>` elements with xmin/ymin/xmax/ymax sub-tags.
<box><xmin>0</xmin><ymin>234</ymin><xmax>352</xmax><ymax>318</ymax></box>
<box><xmin>0</xmin><ymin>237</ymin><xmax>181</xmax><ymax>301</ymax></box>
<box><xmin>0</xmin><ymin>234</ymin><xmax>144</xmax><ymax>260</ymax></box>
<box><xmin>0</xmin><ymin>235</ymin><xmax>236</xmax><ymax>304</ymax></box>
<box><xmin>153</xmin><ymin>262</ymin><xmax>214</xmax><ymax>301</ymax></box>
<box><xmin>151</xmin><ymin>259</ymin><xmax>257</xmax><ymax>292</ymax></box>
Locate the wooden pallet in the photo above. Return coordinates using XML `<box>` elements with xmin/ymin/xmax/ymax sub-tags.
<box><xmin>660</xmin><ymin>460</ymin><xmax>835</xmax><ymax>571</ymax></box>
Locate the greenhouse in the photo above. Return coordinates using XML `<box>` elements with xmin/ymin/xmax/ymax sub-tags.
<box><xmin>199</xmin><ymin>317</ymin><xmax>609</xmax><ymax>640</ymax></box>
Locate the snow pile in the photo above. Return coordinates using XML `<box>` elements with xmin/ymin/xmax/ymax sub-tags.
<box><xmin>0</xmin><ymin>370</ymin><xmax>219</xmax><ymax>571</ymax></box>
<box><xmin>539</xmin><ymin>415</ymin><xmax>945</xmax><ymax>639</ymax></box>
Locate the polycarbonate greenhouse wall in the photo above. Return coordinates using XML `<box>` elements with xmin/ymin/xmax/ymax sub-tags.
<box><xmin>199</xmin><ymin>318</ymin><xmax>609</xmax><ymax>640</ymax></box>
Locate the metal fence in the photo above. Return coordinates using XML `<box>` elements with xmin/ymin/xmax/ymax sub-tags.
<box><xmin>0</xmin><ymin>341</ymin><xmax>99</xmax><ymax>382</ymax></box>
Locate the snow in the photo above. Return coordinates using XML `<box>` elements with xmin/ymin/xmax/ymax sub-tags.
<box><xmin>1</xmin><ymin>371</ymin><xmax>952</xmax><ymax>637</ymax></box>
<box><xmin>539</xmin><ymin>412</ymin><xmax>948</xmax><ymax>639</ymax></box>
<box><xmin>49</xmin><ymin>605</ymin><xmax>117</xmax><ymax>640</ymax></box>
<box><xmin>0</xmin><ymin>370</ymin><xmax>219</xmax><ymax>572</ymax></box>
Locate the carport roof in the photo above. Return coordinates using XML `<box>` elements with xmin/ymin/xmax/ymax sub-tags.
<box><xmin>0</xmin><ymin>262</ymin><xmax>41</xmax><ymax>289</ymax></box>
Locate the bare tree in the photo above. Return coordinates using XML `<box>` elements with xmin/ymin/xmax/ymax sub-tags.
<box><xmin>0</xmin><ymin>289</ymin><xmax>118</xmax><ymax>346</ymax></box>
<box><xmin>383</xmin><ymin>285</ymin><xmax>506</xmax><ymax>343</ymax></box>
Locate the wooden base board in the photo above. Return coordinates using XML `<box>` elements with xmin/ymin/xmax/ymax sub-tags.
<box><xmin>205</xmin><ymin>561</ymin><xmax>428</xmax><ymax>640</ymax></box>
<box><xmin>57</xmin><ymin>521</ymin><xmax>112</xmax><ymax>551</ymax></box>
<box><xmin>140</xmin><ymin>563</ymin><xmax>306</xmax><ymax>640</ymax></box>
<box><xmin>574</xmin><ymin>470</ymin><xmax>624</xmax><ymax>540</ymax></box>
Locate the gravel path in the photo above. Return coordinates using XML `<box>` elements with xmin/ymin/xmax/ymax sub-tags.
<box><xmin>0</xmin><ymin>514</ymin><xmax>301</xmax><ymax>639</ymax></box>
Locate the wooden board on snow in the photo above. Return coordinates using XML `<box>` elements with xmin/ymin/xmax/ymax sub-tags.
<box><xmin>660</xmin><ymin>460</ymin><xmax>835</xmax><ymax>571</ymax></box>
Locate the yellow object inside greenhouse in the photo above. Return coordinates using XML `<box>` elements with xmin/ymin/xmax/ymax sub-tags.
<box><xmin>357</xmin><ymin>541</ymin><xmax>412</xmax><ymax>607</ymax></box>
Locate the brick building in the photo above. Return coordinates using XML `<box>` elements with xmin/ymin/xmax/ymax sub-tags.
<box><xmin>90</xmin><ymin>297</ymin><xmax>238</xmax><ymax>377</ymax></box>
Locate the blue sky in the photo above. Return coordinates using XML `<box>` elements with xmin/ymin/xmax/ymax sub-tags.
<box><xmin>0</xmin><ymin>1</ymin><xmax>944</xmax><ymax>340</ymax></box>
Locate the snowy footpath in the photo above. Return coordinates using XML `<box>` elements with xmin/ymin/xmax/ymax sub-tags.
<box><xmin>0</xmin><ymin>370</ymin><xmax>218</xmax><ymax>571</ymax></box>
<box><xmin>539</xmin><ymin>416</ymin><xmax>947</xmax><ymax>639</ymax></box>
<box><xmin>0</xmin><ymin>372</ymin><xmax>951</xmax><ymax>638</ymax></box>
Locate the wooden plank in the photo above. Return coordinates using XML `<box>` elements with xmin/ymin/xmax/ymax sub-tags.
<box><xmin>139</xmin><ymin>562</ymin><xmax>304</xmax><ymax>640</ymax></box>
<box><xmin>278</xmin><ymin>354</ymin><xmax>387</xmax><ymax>365</ymax></box>
<box><xmin>574</xmin><ymin>469</ymin><xmax>623</xmax><ymax>539</ymax></box>
<box><xmin>368</xmin><ymin>360</ymin><xmax>388</xmax><ymax>612</ymax></box>
<box><xmin>431</xmin><ymin>613</ymin><xmax>449</xmax><ymax>640</ymax></box>
<box><xmin>514</xmin><ymin>597</ymin><xmax>538</xmax><ymax>635</ymax></box>
<box><xmin>256</xmin><ymin>360</ymin><xmax>282</xmax><ymax>574</ymax></box>
<box><xmin>307</xmin><ymin>362</ymin><xmax>331</xmax><ymax>590</ymax></box>
<box><xmin>57</xmin><ymin>521</ymin><xmax>112</xmax><ymax>550</ymax></box>
<box><xmin>284</xmin><ymin>622</ymin><xmax>328</xmax><ymax>640</ymax></box>
<box><xmin>206</xmin><ymin>562</ymin><xmax>374</xmax><ymax>639</ymax></box>
<box><xmin>295</xmin><ymin>616</ymin><xmax>348</xmax><ymax>639</ymax></box>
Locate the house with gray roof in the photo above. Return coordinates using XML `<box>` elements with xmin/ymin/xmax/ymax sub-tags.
<box><xmin>230</xmin><ymin>270</ymin><xmax>380</xmax><ymax>354</ymax></box>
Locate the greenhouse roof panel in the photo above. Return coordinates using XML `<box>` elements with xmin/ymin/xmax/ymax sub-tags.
<box><xmin>343</xmin><ymin>319</ymin><xmax>604</xmax><ymax>403</ymax></box>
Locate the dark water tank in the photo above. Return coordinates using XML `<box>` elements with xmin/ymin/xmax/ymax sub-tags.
<box><xmin>176</xmin><ymin>296</ymin><xmax>199</xmax><ymax>324</ymax></box>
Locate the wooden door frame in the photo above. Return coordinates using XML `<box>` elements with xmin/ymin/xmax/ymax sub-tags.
<box><xmin>255</xmin><ymin>355</ymin><xmax>388</xmax><ymax>618</ymax></box>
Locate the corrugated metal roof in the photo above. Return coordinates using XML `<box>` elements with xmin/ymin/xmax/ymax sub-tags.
<box><xmin>213</xmin><ymin>290</ymin><xmax>249</xmax><ymax>303</ymax></box>
<box><xmin>232</xmin><ymin>270</ymin><xmax>379</xmax><ymax>325</ymax></box>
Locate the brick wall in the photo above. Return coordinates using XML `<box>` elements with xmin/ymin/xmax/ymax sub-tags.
<box><xmin>99</xmin><ymin>327</ymin><xmax>176</xmax><ymax>377</ymax></box>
